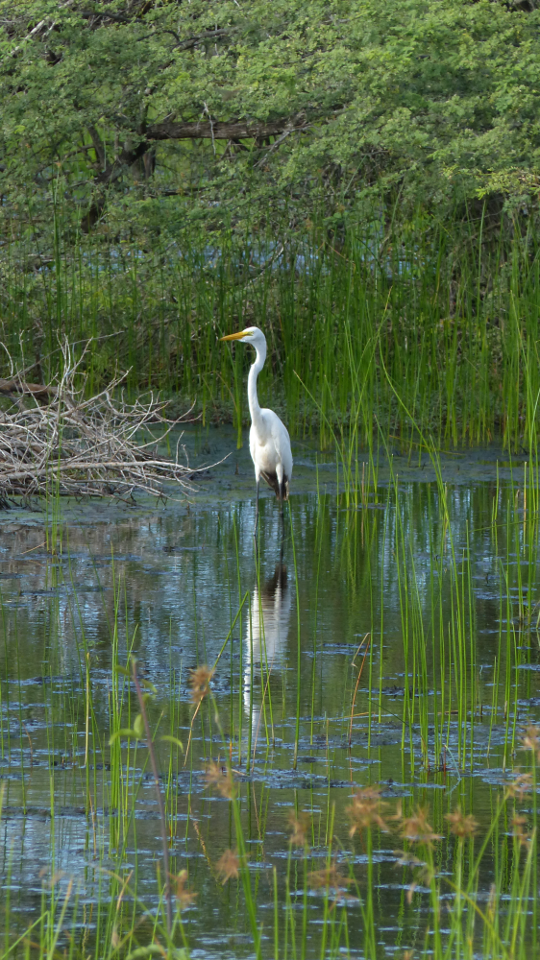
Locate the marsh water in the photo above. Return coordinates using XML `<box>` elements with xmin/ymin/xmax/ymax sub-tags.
<box><xmin>1</xmin><ymin>427</ymin><xmax>540</xmax><ymax>958</ymax></box>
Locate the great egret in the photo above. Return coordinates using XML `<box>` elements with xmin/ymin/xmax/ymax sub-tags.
<box><xmin>220</xmin><ymin>326</ymin><xmax>292</xmax><ymax>527</ymax></box>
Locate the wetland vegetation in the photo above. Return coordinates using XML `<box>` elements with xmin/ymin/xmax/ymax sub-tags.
<box><xmin>4</xmin><ymin>2</ymin><xmax>540</xmax><ymax>957</ymax></box>
<box><xmin>1</xmin><ymin>442</ymin><xmax>540</xmax><ymax>960</ymax></box>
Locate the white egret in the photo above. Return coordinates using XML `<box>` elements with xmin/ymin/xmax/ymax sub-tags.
<box><xmin>220</xmin><ymin>326</ymin><xmax>292</xmax><ymax>526</ymax></box>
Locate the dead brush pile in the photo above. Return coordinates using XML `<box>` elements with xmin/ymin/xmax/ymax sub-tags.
<box><xmin>0</xmin><ymin>340</ymin><xmax>198</xmax><ymax>504</ymax></box>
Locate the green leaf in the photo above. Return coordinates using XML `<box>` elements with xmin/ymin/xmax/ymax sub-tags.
<box><xmin>133</xmin><ymin>713</ymin><xmax>145</xmax><ymax>739</ymax></box>
<box><xmin>109</xmin><ymin>728</ymin><xmax>138</xmax><ymax>744</ymax></box>
<box><xmin>114</xmin><ymin>663</ymin><xmax>131</xmax><ymax>678</ymax></box>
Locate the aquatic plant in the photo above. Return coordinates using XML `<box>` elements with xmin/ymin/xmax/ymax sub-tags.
<box><xmin>0</xmin><ymin>445</ymin><xmax>539</xmax><ymax>958</ymax></box>
<box><xmin>2</xmin><ymin>213</ymin><xmax>540</xmax><ymax>455</ymax></box>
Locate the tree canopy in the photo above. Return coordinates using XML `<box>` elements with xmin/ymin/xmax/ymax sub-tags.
<box><xmin>2</xmin><ymin>0</ymin><xmax>540</xmax><ymax>243</ymax></box>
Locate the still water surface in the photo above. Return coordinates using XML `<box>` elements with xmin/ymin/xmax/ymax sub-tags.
<box><xmin>0</xmin><ymin>429</ymin><xmax>539</xmax><ymax>957</ymax></box>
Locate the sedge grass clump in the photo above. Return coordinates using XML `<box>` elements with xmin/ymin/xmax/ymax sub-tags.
<box><xmin>346</xmin><ymin>786</ymin><xmax>389</xmax><ymax>839</ymax></box>
<box><xmin>308</xmin><ymin>861</ymin><xmax>354</xmax><ymax>899</ymax></box>
<box><xmin>287</xmin><ymin>809</ymin><xmax>311</xmax><ymax>847</ymax></box>
<box><xmin>190</xmin><ymin>665</ymin><xmax>215</xmax><ymax>703</ymax></box>
<box><xmin>445</xmin><ymin>808</ymin><xmax>479</xmax><ymax>838</ymax></box>
<box><xmin>520</xmin><ymin>724</ymin><xmax>540</xmax><ymax>760</ymax></box>
<box><xmin>173</xmin><ymin>870</ymin><xmax>198</xmax><ymax>910</ymax></box>
<box><xmin>393</xmin><ymin>802</ymin><xmax>443</xmax><ymax>848</ymax></box>
<box><xmin>505</xmin><ymin>773</ymin><xmax>533</xmax><ymax>799</ymax></box>
<box><xmin>216</xmin><ymin>849</ymin><xmax>240</xmax><ymax>884</ymax></box>
<box><xmin>511</xmin><ymin>815</ymin><xmax>534</xmax><ymax>849</ymax></box>
<box><xmin>204</xmin><ymin>760</ymin><xmax>236</xmax><ymax>799</ymax></box>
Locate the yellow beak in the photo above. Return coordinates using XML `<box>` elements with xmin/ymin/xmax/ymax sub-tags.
<box><xmin>220</xmin><ymin>330</ymin><xmax>248</xmax><ymax>342</ymax></box>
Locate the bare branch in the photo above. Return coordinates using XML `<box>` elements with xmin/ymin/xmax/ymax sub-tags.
<box><xmin>0</xmin><ymin>338</ymin><xmax>206</xmax><ymax>504</ymax></box>
<box><xmin>146</xmin><ymin>118</ymin><xmax>299</xmax><ymax>142</ymax></box>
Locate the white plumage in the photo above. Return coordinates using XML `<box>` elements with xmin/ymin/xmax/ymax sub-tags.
<box><xmin>220</xmin><ymin>326</ymin><xmax>293</xmax><ymax>516</ymax></box>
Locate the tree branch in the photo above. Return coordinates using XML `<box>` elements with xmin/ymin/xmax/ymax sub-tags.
<box><xmin>146</xmin><ymin>118</ymin><xmax>299</xmax><ymax>142</ymax></box>
<box><xmin>82</xmin><ymin>116</ymin><xmax>305</xmax><ymax>231</ymax></box>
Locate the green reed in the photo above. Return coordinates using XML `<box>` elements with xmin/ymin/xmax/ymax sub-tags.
<box><xmin>4</xmin><ymin>211</ymin><xmax>540</xmax><ymax>453</ymax></box>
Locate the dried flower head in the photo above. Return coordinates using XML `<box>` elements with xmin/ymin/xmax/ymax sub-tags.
<box><xmin>308</xmin><ymin>861</ymin><xmax>353</xmax><ymax>899</ymax></box>
<box><xmin>204</xmin><ymin>760</ymin><xmax>236</xmax><ymax>799</ymax></box>
<box><xmin>190</xmin><ymin>665</ymin><xmax>215</xmax><ymax>703</ymax></box>
<box><xmin>511</xmin><ymin>815</ymin><xmax>532</xmax><ymax>848</ymax></box>
<box><xmin>505</xmin><ymin>772</ymin><xmax>533</xmax><ymax>800</ymax></box>
<box><xmin>395</xmin><ymin>852</ymin><xmax>435</xmax><ymax>893</ymax></box>
<box><xmin>445</xmin><ymin>807</ymin><xmax>478</xmax><ymax>838</ymax></box>
<box><xmin>521</xmin><ymin>724</ymin><xmax>540</xmax><ymax>758</ymax></box>
<box><xmin>400</xmin><ymin>807</ymin><xmax>442</xmax><ymax>848</ymax></box>
<box><xmin>216</xmin><ymin>849</ymin><xmax>240</xmax><ymax>884</ymax></box>
<box><xmin>287</xmin><ymin>809</ymin><xmax>310</xmax><ymax>847</ymax></box>
<box><xmin>173</xmin><ymin>870</ymin><xmax>197</xmax><ymax>909</ymax></box>
<box><xmin>395</xmin><ymin>850</ymin><xmax>423</xmax><ymax>869</ymax></box>
<box><xmin>347</xmin><ymin>786</ymin><xmax>389</xmax><ymax>838</ymax></box>
<box><xmin>406</xmin><ymin>880</ymin><xmax>418</xmax><ymax>906</ymax></box>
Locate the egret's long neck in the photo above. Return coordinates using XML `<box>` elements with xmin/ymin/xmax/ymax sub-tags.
<box><xmin>247</xmin><ymin>341</ymin><xmax>266</xmax><ymax>432</ymax></box>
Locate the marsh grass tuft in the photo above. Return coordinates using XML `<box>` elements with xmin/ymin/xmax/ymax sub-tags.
<box><xmin>189</xmin><ymin>665</ymin><xmax>215</xmax><ymax>703</ymax></box>
<box><xmin>445</xmin><ymin>808</ymin><xmax>479</xmax><ymax>838</ymax></box>
<box><xmin>215</xmin><ymin>850</ymin><xmax>240</xmax><ymax>885</ymax></box>
<box><xmin>287</xmin><ymin>809</ymin><xmax>311</xmax><ymax>848</ymax></box>
<box><xmin>204</xmin><ymin>760</ymin><xmax>236</xmax><ymax>800</ymax></box>
<box><xmin>4</xmin><ymin>216</ymin><xmax>540</xmax><ymax>454</ymax></box>
<box><xmin>346</xmin><ymin>787</ymin><xmax>389</xmax><ymax>838</ymax></box>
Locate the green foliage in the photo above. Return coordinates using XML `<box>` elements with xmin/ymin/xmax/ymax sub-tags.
<box><xmin>2</xmin><ymin>0</ymin><xmax>540</xmax><ymax>244</ymax></box>
<box><xmin>2</xmin><ymin>0</ymin><xmax>540</xmax><ymax>443</ymax></box>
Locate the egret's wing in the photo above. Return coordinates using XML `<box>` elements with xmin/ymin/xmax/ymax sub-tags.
<box><xmin>265</xmin><ymin>410</ymin><xmax>293</xmax><ymax>478</ymax></box>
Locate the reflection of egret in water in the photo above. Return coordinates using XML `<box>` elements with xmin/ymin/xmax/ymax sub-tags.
<box><xmin>243</xmin><ymin>564</ymin><xmax>291</xmax><ymax>739</ymax></box>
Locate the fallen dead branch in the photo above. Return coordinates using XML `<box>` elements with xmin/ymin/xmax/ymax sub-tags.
<box><xmin>0</xmin><ymin>377</ymin><xmax>57</xmax><ymax>398</ymax></box>
<box><xmin>0</xmin><ymin>339</ymin><xmax>201</xmax><ymax>504</ymax></box>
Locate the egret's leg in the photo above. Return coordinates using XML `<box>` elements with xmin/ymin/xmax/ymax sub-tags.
<box><xmin>275</xmin><ymin>464</ymin><xmax>286</xmax><ymax>560</ymax></box>
<box><xmin>279</xmin><ymin>501</ymin><xmax>285</xmax><ymax>567</ymax></box>
<box><xmin>254</xmin><ymin>479</ymin><xmax>260</xmax><ymax>540</ymax></box>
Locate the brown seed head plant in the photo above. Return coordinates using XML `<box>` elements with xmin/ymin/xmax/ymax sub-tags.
<box><xmin>400</xmin><ymin>806</ymin><xmax>442</xmax><ymax>848</ymax></box>
<box><xmin>394</xmin><ymin>849</ymin><xmax>435</xmax><ymax>898</ymax></box>
<box><xmin>347</xmin><ymin>786</ymin><xmax>389</xmax><ymax>839</ymax></box>
<box><xmin>216</xmin><ymin>849</ymin><xmax>240</xmax><ymax>884</ymax></box>
<box><xmin>173</xmin><ymin>870</ymin><xmax>197</xmax><ymax>909</ymax></box>
<box><xmin>205</xmin><ymin>760</ymin><xmax>236</xmax><ymax>799</ymax></box>
<box><xmin>308</xmin><ymin>861</ymin><xmax>354</xmax><ymax>902</ymax></box>
<box><xmin>511</xmin><ymin>815</ymin><xmax>532</xmax><ymax>849</ymax></box>
<box><xmin>190</xmin><ymin>665</ymin><xmax>215</xmax><ymax>703</ymax></box>
<box><xmin>520</xmin><ymin>724</ymin><xmax>540</xmax><ymax>761</ymax></box>
<box><xmin>406</xmin><ymin>881</ymin><xmax>418</xmax><ymax>906</ymax></box>
<box><xmin>395</xmin><ymin>850</ymin><xmax>423</xmax><ymax>870</ymax></box>
<box><xmin>287</xmin><ymin>809</ymin><xmax>311</xmax><ymax>847</ymax></box>
<box><xmin>505</xmin><ymin>772</ymin><xmax>533</xmax><ymax>800</ymax></box>
<box><xmin>445</xmin><ymin>807</ymin><xmax>479</xmax><ymax>838</ymax></box>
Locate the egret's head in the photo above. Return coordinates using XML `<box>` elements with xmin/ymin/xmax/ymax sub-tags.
<box><xmin>220</xmin><ymin>326</ymin><xmax>263</xmax><ymax>345</ymax></box>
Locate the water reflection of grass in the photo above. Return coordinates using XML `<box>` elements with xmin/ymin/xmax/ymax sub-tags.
<box><xmin>1</xmin><ymin>462</ymin><xmax>540</xmax><ymax>957</ymax></box>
